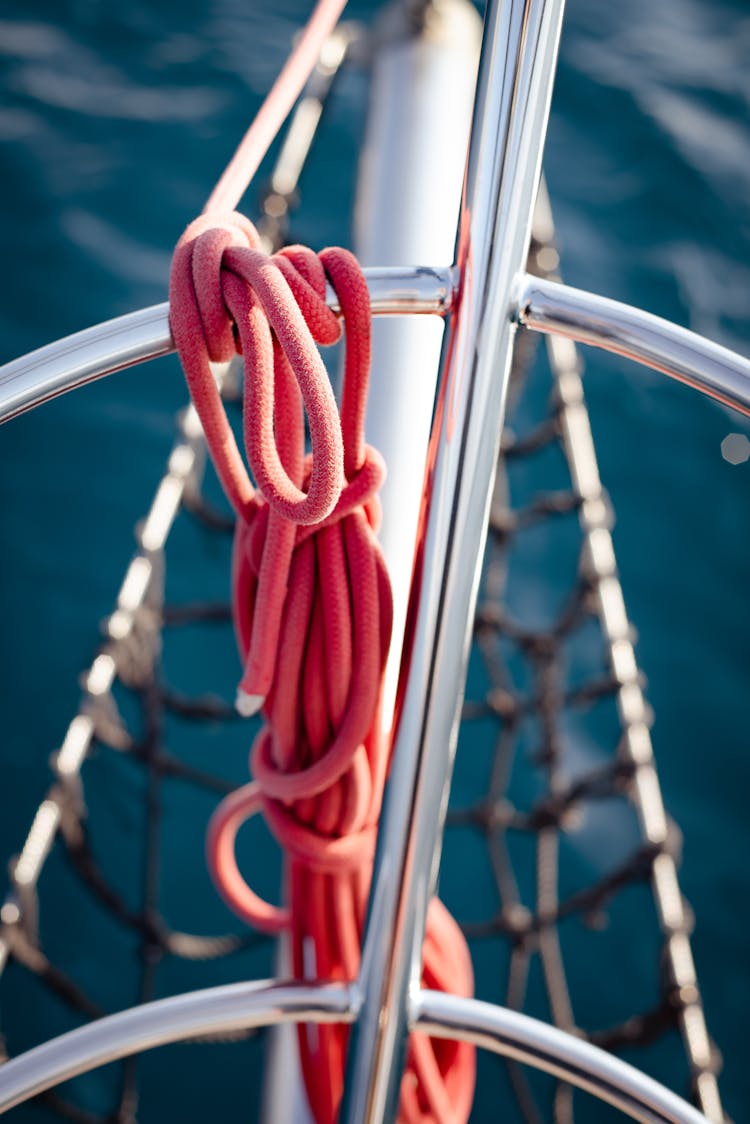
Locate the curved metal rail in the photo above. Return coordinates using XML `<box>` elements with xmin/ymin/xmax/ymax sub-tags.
<box><xmin>416</xmin><ymin>992</ymin><xmax>710</xmax><ymax>1124</ymax></box>
<box><xmin>1</xmin><ymin>269</ymin><xmax>749</xmax><ymax>427</ymax></box>
<box><xmin>517</xmin><ymin>274</ymin><xmax>750</xmax><ymax>417</ymax></box>
<box><xmin>0</xmin><ymin>980</ymin><xmax>708</xmax><ymax>1123</ymax></box>
<box><xmin>0</xmin><ymin>980</ymin><xmax>355</xmax><ymax>1114</ymax></box>
<box><xmin>0</xmin><ymin>266</ymin><xmax>456</xmax><ymax>425</ymax></box>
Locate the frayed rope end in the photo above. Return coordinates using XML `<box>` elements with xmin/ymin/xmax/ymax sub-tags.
<box><xmin>235</xmin><ymin>688</ymin><xmax>264</xmax><ymax>718</ymax></box>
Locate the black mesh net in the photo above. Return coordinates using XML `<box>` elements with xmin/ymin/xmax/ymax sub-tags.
<box><xmin>0</xmin><ymin>391</ymin><xmax>276</xmax><ymax>1121</ymax></box>
<box><xmin>444</xmin><ymin>215</ymin><xmax>724</xmax><ymax>1122</ymax></box>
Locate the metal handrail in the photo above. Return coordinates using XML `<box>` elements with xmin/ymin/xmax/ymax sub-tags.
<box><xmin>0</xmin><ymin>266</ymin><xmax>456</xmax><ymax>425</ymax></box>
<box><xmin>0</xmin><ymin>980</ymin><xmax>708</xmax><ymax>1123</ymax></box>
<box><xmin>517</xmin><ymin>274</ymin><xmax>750</xmax><ymax>418</ymax></box>
<box><xmin>0</xmin><ymin>980</ymin><xmax>356</xmax><ymax>1115</ymax></box>
<box><xmin>2</xmin><ymin>269</ymin><xmax>749</xmax><ymax>428</ymax></box>
<box><xmin>416</xmin><ymin>991</ymin><xmax>710</xmax><ymax>1124</ymax></box>
<box><xmin>340</xmin><ymin>0</ymin><xmax>567</xmax><ymax>1116</ymax></box>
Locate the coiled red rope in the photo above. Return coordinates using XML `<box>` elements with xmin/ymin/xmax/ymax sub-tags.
<box><xmin>168</xmin><ymin>4</ymin><xmax>476</xmax><ymax>1119</ymax></box>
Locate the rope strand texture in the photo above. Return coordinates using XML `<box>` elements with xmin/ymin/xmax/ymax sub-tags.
<box><xmin>170</xmin><ymin>213</ymin><xmax>475</xmax><ymax>1122</ymax></box>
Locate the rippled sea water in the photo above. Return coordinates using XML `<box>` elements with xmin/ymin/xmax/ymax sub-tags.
<box><xmin>0</xmin><ymin>1</ymin><xmax>749</xmax><ymax>1121</ymax></box>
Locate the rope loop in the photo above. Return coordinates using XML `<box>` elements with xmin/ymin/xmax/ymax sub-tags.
<box><xmin>205</xmin><ymin>782</ymin><xmax>290</xmax><ymax>934</ymax></box>
<box><xmin>170</xmin><ymin>213</ymin><xmax>345</xmax><ymax>528</ymax></box>
<box><xmin>171</xmin><ymin>166</ymin><xmax>474</xmax><ymax>1124</ymax></box>
<box><xmin>172</xmin><ymin>217</ymin><xmax>476</xmax><ymax>1121</ymax></box>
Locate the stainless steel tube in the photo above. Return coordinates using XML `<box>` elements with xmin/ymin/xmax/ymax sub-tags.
<box><xmin>413</xmin><ymin>991</ymin><xmax>710</xmax><ymax>1124</ymax></box>
<box><xmin>340</xmin><ymin>0</ymin><xmax>566</xmax><ymax>1120</ymax></box>
<box><xmin>517</xmin><ymin>273</ymin><xmax>750</xmax><ymax>417</ymax></box>
<box><xmin>0</xmin><ymin>980</ymin><xmax>710</xmax><ymax>1123</ymax></box>
<box><xmin>0</xmin><ymin>266</ymin><xmax>455</xmax><ymax>425</ymax></box>
<box><xmin>0</xmin><ymin>980</ymin><xmax>355</xmax><ymax>1115</ymax></box>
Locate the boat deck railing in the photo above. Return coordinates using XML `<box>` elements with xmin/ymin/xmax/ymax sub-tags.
<box><xmin>0</xmin><ymin>0</ymin><xmax>747</xmax><ymax>1121</ymax></box>
<box><xmin>1</xmin><ymin>264</ymin><xmax>749</xmax><ymax>427</ymax></box>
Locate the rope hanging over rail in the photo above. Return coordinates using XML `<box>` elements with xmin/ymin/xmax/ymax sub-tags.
<box><xmin>166</xmin><ymin>0</ymin><xmax>479</xmax><ymax>1110</ymax></box>
<box><xmin>169</xmin><ymin>211</ymin><xmax>475</xmax><ymax>1122</ymax></box>
<box><xmin>168</xmin><ymin>1</ymin><xmax>476</xmax><ymax>1109</ymax></box>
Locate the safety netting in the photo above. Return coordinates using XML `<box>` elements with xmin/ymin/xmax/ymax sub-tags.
<box><xmin>443</xmin><ymin>203</ymin><xmax>724</xmax><ymax>1122</ymax></box>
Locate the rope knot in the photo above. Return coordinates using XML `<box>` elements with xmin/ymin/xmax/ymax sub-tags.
<box><xmin>173</xmin><ymin>212</ymin><xmax>263</xmax><ymax>363</ymax></box>
<box><xmin>169</xmin><ymin>212</ymin><xmax>346</xmax><ymax>527</ymax></box>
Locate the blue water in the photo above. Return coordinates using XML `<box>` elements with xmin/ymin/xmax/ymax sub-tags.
<box><xmin>0</xmin><ymin>0</ymin><xmax>749</xmax><ymax>1120</ymax></box>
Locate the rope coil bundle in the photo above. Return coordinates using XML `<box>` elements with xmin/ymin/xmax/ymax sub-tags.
<box><xmin>169</xmin><ymin>211</ymin><xmax>475</xmax><ymax>1122</ymax></box>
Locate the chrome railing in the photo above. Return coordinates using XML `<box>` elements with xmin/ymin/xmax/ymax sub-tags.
<box><xmin>341</xmin><ymin>0</ymin><xmax>567</xmax><ymax>1115</ymax></box>
<box><xmin>2</xmin><ymin>267</ymin><xmax>749</xmax><ymax>426</ymax></box>
<box><xmin>0</xmin><ymin>267</ymin><xmax>456</xmax><ymax>425</ymax></box>
<box><xmin>0</xmin><ymin>979</ymin><xmax>710</xmax><ymax>1123</ymax></box>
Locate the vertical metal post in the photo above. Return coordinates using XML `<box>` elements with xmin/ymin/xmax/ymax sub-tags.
<box><xmin>340</xmin><ymin>0</ymin><xmax>566</xmax><ymax>1119</ymax></box>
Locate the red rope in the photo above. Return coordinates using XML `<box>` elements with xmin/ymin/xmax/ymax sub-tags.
<box><xmin>168</xmin><ymin>3</ymin><xmax>476</xmax><ymax>1119</ymax></box>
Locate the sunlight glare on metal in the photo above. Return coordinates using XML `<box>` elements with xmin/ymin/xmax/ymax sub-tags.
<box><xmin>140</xmin><ymin>476</ymin><xmax>184</xmax><ymax>553</ymax></box>
<box><xmin>86</xmin><ymin>654</ymin><xmax>117</xmax><ymax>697</ymax></box>
<box><xmin>55</xmin><ymin>715</ymin><xmax>94</xmax><ymax>778</ymax></box>
<box><xmin>14</xmin><ymin>802</ymin><xmax>60</xmax><ymax>887</ymax></box>
<box><xmin>118</xmin><ymin>556</ymin><xmax>153</xmax><ymax>612</ymax></box>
